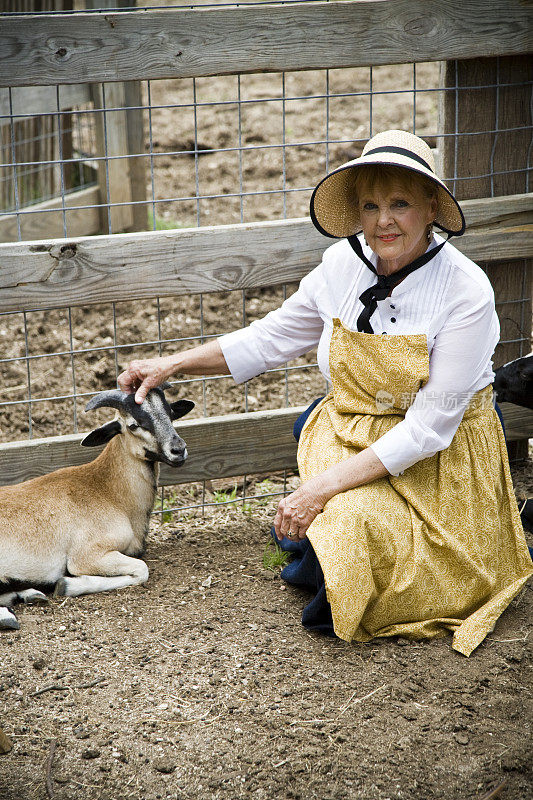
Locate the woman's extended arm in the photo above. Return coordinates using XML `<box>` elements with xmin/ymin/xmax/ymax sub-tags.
<box><xmin>119</xmin><ymin>256</ymin><xmax>327</xmax><ymax>403</ymax></box>
<box><xmin>273</xmin><ymin>447</ymin><xmax>389</xmax><ymax>541</ymax></box>
<box><xmin>117</xmin><ymin>339</ymin><xmax>230</xmax><ymax>403</ymax></box>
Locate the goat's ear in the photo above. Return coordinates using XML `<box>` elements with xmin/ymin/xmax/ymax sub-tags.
<box><xmin>170</xmin><ymin>400</ymin><xmax>195</xmax><ymax>420</ymax></box>
<box><xmin>81</xmin><ymin>420</ymin><xmax>122</xmax><ymax>448</ymax></box>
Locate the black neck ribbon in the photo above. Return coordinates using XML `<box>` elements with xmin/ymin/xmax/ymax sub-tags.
<box><xmin>347</xmin><ymin>233</ymin><xmax>449</xmax><ymax>334</ymax></box>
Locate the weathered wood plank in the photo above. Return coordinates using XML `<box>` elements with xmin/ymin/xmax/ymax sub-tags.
<box><xmin>0</xmin><ymin>402</ymin><xmax>531</xmax><ymax>488</ymax></box>
<box><xmin>0</xmin><ymin>406</ymin><xmax>303</xmax><ymax>487</ymax></box>
<box><xmin>440</xmin><ymin>55</ymin><xmax>533</xmax><ymax>459</ymax></box>
<box><xmin>463</xmin><ymin>193</ymin><xmax>533</xmax><ymax>230</ymax></box>
<box><xmin>124</xmin><ymin>80</ymin><xmax>148</xmax><ymax>233</ymax></box>
<box><xmin>0</xmin><ymin>0</ymin><xmax>531</xmax><ymax>87</ymax></box>
<box><xmin>498</xmin><ymin>403</ymin><xmax>533</xmax><ymax>444</ymax></box>
<box><xmin>460</xmin><ymin>226</ymin><xmax>533</xmax><ymax>264</ymax></box>
<box><xmin>0</xmin><ymin>84</ymin><xmax>91</xmax><ymax>123</ymax></box>
<box><xmin>91</xmin><ymin>82</ymin><xmax>133</xmax><ymax>234</ymax></box>
<box><xmin>0</xmin><ymin>217</ymin><xmax>328</xmax><ymax>312</ymax></box>
<box><xmin>0</xmin><ymin>185</ymin><xmax>100</xmax><ymax>243</ymax></box>
<box><xmin>0</xmin><ymin>194</ymin><xmax>531</xmax><ymax>313</ymax></box>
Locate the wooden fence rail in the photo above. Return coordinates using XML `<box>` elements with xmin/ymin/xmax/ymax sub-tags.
<box><xmin>1</xmin><ymin>193</ymin><xmax>531</xmax><ymax>314</ymax></box>
<box><xmin>0</xmin><ymin>85</ymin><xmax>91</xmax><ymax>122</ymax></box>
<box><xmin>1</xmin><ymin>402</ymin><xmax>532</xmax><ymax>489</ymax></box>
<box><xmin>0</xmin><ymin>0</ymin><xmax>531</xmax><ymax>87</ymax></box>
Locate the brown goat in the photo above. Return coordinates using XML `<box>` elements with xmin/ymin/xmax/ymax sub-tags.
<box><xmin>0</xmin><ymin>387</ymin><xmax>193</xmax><ymax>630</ymax></box>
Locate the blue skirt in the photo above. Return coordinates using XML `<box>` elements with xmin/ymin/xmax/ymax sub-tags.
<box><xmin>273</xmin><ymin>396</ymin><xmax>516</xmax><ymax>637</ymax></box>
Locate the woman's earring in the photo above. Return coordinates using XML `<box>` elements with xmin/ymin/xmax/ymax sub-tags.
<box><xmin>427</xmin><ymin>223</ymin><xmax>433</xmax><ymax>242</ymax></box>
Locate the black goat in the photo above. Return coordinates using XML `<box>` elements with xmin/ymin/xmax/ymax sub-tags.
<box><xmin>494</xmin><ymin>353</ymin><xmax>533</xmax><ymax>410</ymax></box>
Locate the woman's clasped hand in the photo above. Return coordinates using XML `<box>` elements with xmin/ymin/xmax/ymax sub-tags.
<box><xmin>273</xmin><ymin>478</ymin><xmax>328</xmax><ymax>541</ymax></box>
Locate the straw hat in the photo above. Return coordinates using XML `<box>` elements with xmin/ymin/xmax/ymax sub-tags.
<box><xmin>310</xmin><ymin>129</ymin><xmax>465</xmax><ymax>239</ymax></box>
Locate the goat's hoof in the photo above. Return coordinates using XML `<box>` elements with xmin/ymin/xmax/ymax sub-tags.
<box><xmin>0</xmin><ymin>609</ymin><xmax>20</xmax><ymax>631</ymax></box>
<box><xmin>53</xmin><ymin>578</ymin><xmax>68</xmax><ymax>598</ymax></box>
<box><xmin>21</xmin><ymin>589</ymin><xmax>48</xmax><ymax>606</ymax></box>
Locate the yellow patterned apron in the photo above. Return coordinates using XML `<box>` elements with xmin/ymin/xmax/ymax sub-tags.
<box><xmin>298</xmin><ymin>319</ymin><xmax>533</xmax><ymax>656</ymax></box>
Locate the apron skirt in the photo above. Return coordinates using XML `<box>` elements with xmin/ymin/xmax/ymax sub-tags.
<box><xmin>279</xmin><ymin>319</ymin><xmax>533</xmax><ymax>657</ymax></box>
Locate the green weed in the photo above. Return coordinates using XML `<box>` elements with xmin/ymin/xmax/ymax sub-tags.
<box><xmin>212</xmin><ymin>484</ymin><xmax>239</xmax><ymax>504</ymax></box>
<box><xmin>262</xmin><ymin>540</ymin><xmax>290</xmax><ymax>572</ymax></box>
<box><xmin>147</xmin><ymin>211</ymin><xmax>188</xmax><ymax>231</ymax></box>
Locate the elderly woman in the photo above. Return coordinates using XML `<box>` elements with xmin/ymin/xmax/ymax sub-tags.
<box><xmin>118</xmin><ymin>130</ymin><xmax>532</xmax><ymax>656</ymax></box>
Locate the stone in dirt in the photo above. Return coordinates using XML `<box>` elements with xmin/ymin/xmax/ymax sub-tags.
<box><xmin>0</xmin><ymin>728</ymin><xmax>13</xmax><ymax>754</ymax></box>
<box><xmin>81</xmin><ymin>748</ymin><xmax>101</xmax><ymax>759</ymax></box>
<box><xmin>153</xmin><ymin>757</ymin><xmax>177</xmax><ymax>774</ymax></box>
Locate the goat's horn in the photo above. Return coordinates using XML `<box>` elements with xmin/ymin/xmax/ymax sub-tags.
<box><xmin>85</xmin><ymin>390</ymin><xmax>129</xmax><ymax>413</ymax></box>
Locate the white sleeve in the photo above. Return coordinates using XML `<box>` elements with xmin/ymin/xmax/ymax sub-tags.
<box><xmin>370</xmin><ymin>293</ymin><xmax>499</xmax><ymax>476</ymax></box>
<box><xmin>218</xmin><ymin>264</ymin><xmax>325</xmax><ymax>385</ymax></box>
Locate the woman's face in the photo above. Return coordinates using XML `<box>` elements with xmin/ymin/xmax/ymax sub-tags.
<box><xmin>358</xmin><ymin>178</ymin><xmax>437</xmax><ymax>274</ymax></box>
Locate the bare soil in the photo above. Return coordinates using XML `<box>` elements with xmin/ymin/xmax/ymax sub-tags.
<box><xmin>1</xmin><ymin>493</ymin><xmax>532</xmax><ymax>800</ymax></box>
<box><xmin>1</xmin><ymin>9</ymin><xmax>532</xmax><ymax>799</ymax></box>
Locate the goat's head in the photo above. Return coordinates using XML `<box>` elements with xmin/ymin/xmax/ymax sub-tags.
<box><xmin>494</xmin><ymin>354</ymin><xmax>533</xmax><ymax>410</ymax></box>
<box><xmin>81</xmin><ymin>386</ymin><xmax>195</xmax><ymax>466</ymax></box>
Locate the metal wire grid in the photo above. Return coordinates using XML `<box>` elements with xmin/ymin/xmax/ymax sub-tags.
<box><xmin>0</xmin><ymin>57</ymin><xmax>532</xmax><ymax>516</ymax></box>
<box><xmin>0</xmin><ymin>104</ymin><xmax>96</xmax><ymax>216</ymax></box>
<box><xmin>2</xmin><ymin>81</ymin><xmax>533</xmax><ymax>232</ymax></box>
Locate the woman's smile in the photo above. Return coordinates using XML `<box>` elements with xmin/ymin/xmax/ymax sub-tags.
<box><xmin>358</xmin><ymin>180</ymin><xmax>437</xmax><ymax>274</ymax></box>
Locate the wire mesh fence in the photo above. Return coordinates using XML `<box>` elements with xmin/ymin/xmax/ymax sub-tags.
<box><xmin>0</xmin><ymin>0</ymin><xmax>532</xmax><ymax>518</ymax></box>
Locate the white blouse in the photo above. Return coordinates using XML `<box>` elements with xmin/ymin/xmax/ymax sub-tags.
<box><xmin>218</xmin><ymin>234</ymin><xmax>500</xmax><ymax>476</ymax></box>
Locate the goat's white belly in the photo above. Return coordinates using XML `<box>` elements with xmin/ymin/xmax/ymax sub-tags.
<box><xmin>1</xmin><ymin>542</ymin><xmax>66</xmax><ymax>585</ymax></box>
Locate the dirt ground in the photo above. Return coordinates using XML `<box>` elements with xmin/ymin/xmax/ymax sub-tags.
<box><xmin>1</xmin><ymin>482</ymin><xmax>532</xmax><ymax>800</ymax></box>
<box><xmin>1</xmin><ymin>5</ymin><xmax>533</xmax><ymax>799</ymax></box>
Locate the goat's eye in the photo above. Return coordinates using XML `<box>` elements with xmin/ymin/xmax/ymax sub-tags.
<box><xmin>128</xmin><ymin>423</ymin><xmax>139</xmax><ymax>431</ymax></box>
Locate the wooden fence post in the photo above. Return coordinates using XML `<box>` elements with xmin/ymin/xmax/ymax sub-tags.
<box><xmin>439</xmin><ymin>55</ymin><xmax>533</xmax><ymax>460</ymax></box>
<box><xmin>91</xmin><ymin>80</ymin><xmax>134</xmax><ymax>234</ymax></box>
<box><xmin>124</xmin><ymin>79</ymin><xmax>148</xmax><ymax>232</ymax></box>
<box><xmin>86</xmin><ymin>0</ymin><xmax>147</xmax><ymax>233</ymax></box>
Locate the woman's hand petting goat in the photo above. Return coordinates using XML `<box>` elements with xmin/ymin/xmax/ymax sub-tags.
<box><xmin>118</xmin><ymin>340</ymin><xmax>229</xmax><ymax>404</ymax></box>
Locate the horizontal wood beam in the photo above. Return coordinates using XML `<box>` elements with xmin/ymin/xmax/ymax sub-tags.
<box><xmin>0</xmin><ymin>185</ymin><xmax>100</xmax><ymax>243</ymax></box>
<box><xmin>0</xmin><ymin>193</ymin><xmax>531</xmax><ymax>314</ymax></box>
<box><xmin>0</xmin><ymin>0</ymin><xmax>531</xmax><ymax>87</ymax></box>
<box><xmin>0</xmin><ymin>84</ymin><xmax>91</xmax><ymax>123</ymax></box>
<box><xmin>498</xmin><ymin>403</ymin><xmax>533</xmax><ymax>444</ymax></box>
<box><xmin>0</xmin><ymin>406</ymin><xmax>303</xmax><ymax>487</ymax></box>
<box><xmin>0</xmin><ymin>402</ymin><xmax>531</xmax><ymax>488</ymax></box>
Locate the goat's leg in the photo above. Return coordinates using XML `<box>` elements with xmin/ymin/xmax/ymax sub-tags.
<box><xmin>0</xmin><ymin>589</ymin><xmax>47</xmax><ymax>606</ymax></box>
<box><xmin>54</xmin><ymin>551</ymin><xmax>149</xmax><ymax>597</ymax></box>
<box><xmin>0</xmin><ymin>588</ymin><xmax>48</xmax><ymax>630</ymax></box>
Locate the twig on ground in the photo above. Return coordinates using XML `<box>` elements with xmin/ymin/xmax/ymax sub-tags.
<box><xmin>338</xmin><ymin>684</ymin><xmax>388</xmax><ymax>716</ymax></box>
<box><xmin>44</xmin><ymin>739</ymin><xmax>56</xmax><ymax>799</ymax></box>
<box><xmin>489</xmin><ymin>630</ymin><xmax>529</xmax><ymax>643</ymax></box>
<box><xmin>31</xmin><ymin>685</ymin><xmax>69</xmax><ymax>698</ymax></box>
<box><xmin>476</xmin><ymin>779</ymin><xmax>507</xmax><ymax>800</ymax></box>
<box><xmin>30</xmin><ymin>676</ymin><xmax>105</xmax><ymax>697</ymax></box>
<box><xmin>138</xmin><ymin>713</ymin><xmax>222</xmax><ymax>726</ymax></box>
<box><xmin>75</xmin><ymin>677</ymin><xmax>106</xmax><ymax>690</ymax></box>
